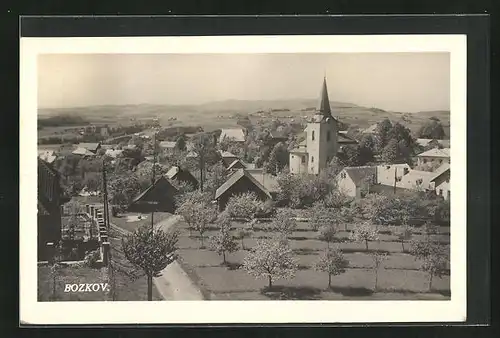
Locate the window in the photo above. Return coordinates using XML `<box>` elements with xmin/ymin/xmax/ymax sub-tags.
<box><xmin>447</xmin><ymin>191</ymin><xmax>450</xmax><ymax>199</ymax></box>
<box><xmin>423</xmin><ymin>159</ymin><xmax>427</xmax><ymax>164</ymax></box>
<box><xmin>416</xmin><ymin>178</ymin><xmax>423</xmax><ymax>185</ymax></box>
<box><xmin>340</xmin><ymin>172</ymin><xmax>346</xmax><ymax>179</ymax></box>
<box><xmin>312</xmin><ymin>131</ymin><xmax>315</xmax><ymax>141</ymax></box>
<box><xmin>439</xmin><ymin>189</ymin><xmax>443</xmax><ymax>196</ymax></box>
<box><xmin>327</xmin><ymin>131</ymin><xmax>331</xmax><ymax>141</ymax></box>
<box><xmin>311</xmin><ymin>156</ymin><xmax>314</xmax><ymax>163</ymax></box>
<box><xmin>439</xmin><ymin>159</ymin><xmax>443</xmax><ymax>164</ymax></box>
<box><xmin>301</xmin><ymin>156</ymin><xmax>306</xmax><ymax>164</ymax></box>
<box><xmin>291</xmin><ymin>155</ymin><xmax>295</xmax><ymax>159</ymax></box>
<box><xmin>403</xmin><ymin>168</ymin><xmax>409</xmax><ymax>175</ymax></box>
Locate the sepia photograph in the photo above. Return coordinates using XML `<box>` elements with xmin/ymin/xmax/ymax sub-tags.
<box><xmin>20</xmin><ymin>35</ymin><xmax>467</xmax><ymax>324</ymax></box>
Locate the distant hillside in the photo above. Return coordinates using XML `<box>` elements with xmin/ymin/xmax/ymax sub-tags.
<box><xmin>38</xmin><ymin>100</ymin><xmax>450</xmax><ymax>136</ymax></box>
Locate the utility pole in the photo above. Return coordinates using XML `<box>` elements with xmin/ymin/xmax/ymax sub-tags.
<box><xmin>393</xmin><ymin>167</ymin><xmax>397</xmax><ymax>194</ymax></box>
<box><xmin>102</xmin><ymin>159</ymin><xmax>110</xmax><ymax>231</ymax></box>
<box><xmin>151</xmin><ymin>131</ymin><xmax>157</xmax><ymax>231</ymax></box>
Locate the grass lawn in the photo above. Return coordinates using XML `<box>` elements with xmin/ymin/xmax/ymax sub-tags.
<box><xmin>110</xmin><ymin>211</ymin><xmax>173</xmax><ymax>233</ymax></box>
<box><xmin>107</xmin><ymin>229</ymin><xmax>163</xmax><ymax>301</ymax></box>
<box><xmin>174</xmin><ymin>218</ymin><xmax>451</xmax><ymax>301</ymax></box>
<box><xmin>38</xmin><ymin>265</ymin><xmax>110</xmax><ymax>301</ymax></box>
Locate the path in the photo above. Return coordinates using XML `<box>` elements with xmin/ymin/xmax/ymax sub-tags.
<box><xmin>109</xmin><ymin>214</ymin><xmax>204</xmax><ymax>301</ymax></box>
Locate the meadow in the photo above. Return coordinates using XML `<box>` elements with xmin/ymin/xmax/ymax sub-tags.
<box><xmin>174</xmin><ymin>219</ymin><xmax>451</xmax><ymax>300</ymax></box>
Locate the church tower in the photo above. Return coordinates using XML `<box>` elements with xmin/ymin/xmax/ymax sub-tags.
<box><xmin>305</xmin><ymin>76</ymin><xmax>339</xmax><ymax>174</ymax></box>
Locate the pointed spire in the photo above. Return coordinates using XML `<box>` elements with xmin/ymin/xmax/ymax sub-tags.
<box><xmin>318</xmin><ymin>75</ymin><xmax>332</xmax><ymax>116</ymax></box>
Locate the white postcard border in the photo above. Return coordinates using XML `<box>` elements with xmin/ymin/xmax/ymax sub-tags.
<box><xmin>20</xmin><ymin>34</ymin><xmax>467</xmax><ymax>324</ymax></box>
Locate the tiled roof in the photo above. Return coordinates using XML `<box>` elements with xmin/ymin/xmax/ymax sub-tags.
<box><xmin>165</xmin><ymin>166</ymin><xmax>180</xmax><ymax>179</ymax></box>
<box><xmin>416</xmin><ymin>147</ymin><xmax>450</xmax><ymax>158</ymax></box>
<box><xmin>78</xmin><ymin>143</ymin><xmax>101</xmax><ymax>151</ymax></box>
<box><xmin>394</xmin><ymin>170</ymin><xmax>436</xmax><ymax>190</ymax></box>
<box><xmin>215</xmin><ymin>169</ymin><xmax>272</xmax><ymax>200</ymax></box>
<box><xmin>430</xmin><ymin>163</ymin><xmax>450</xmax><ymax>182</ymax></box>
<box><xmin>131</xmin><ymin>176</ymin><xmax>178</xmax><ymax>204</ymax></box>
<box><xmin>362</xmin><ymin>123</ymin><xmax>378</xmax><ymax>134</ymax></box>
<box><xmin>338</xmin><ymin>133</ymin><xmax>358</xmax><ymax>144</ymax></box>
<box><xmin>227</xmin><ymin>159</ymin><xmax>246</xmax><ymax>170</ymax></box>
<box><xmin>246</xmin><ymin>169</ymin><xmax>280</xmax><ymax>193</ymax></box>
<box><xmin>416</xmin><ymin>139</ymin><xmax>451</xmax><ymax>148</ymax></box>
<box><xmin>38</xmin><ymin>151</ymin><xmax>57</xmax><ymax>163</ymax></box>
<box><xmin>343</xmin><ymin>166</ymin><xmax>377</xmax><ymax>186</ymax></box>
<box><xmin>219</xmin><ymin>128</ymin><xmax>246</xmax><ymax>142</ymax></box>
<box><xmin>219</xmin><ymin>150</ymin><xmax>237</xmax><ymax>158</ymax></box>
<box><xmin>72</xmin><ymin>147</ymin><xmax>96</xmax><ymax>156</ymax></box>
<box><xmin>159</xmin><ymin>141</ymin><xmax>177</xmax><ymax>149</ymax></box>
<box><xmin>376</xmin><ymin>164</ymin><xmax>411</xmax><ymax>186</ymax></box>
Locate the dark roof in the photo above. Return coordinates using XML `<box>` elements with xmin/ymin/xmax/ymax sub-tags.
<box><xmin>131</xmin><ymin>176</ymin><xmax>178</xmax><ymax>204</ymax></box>
<box><xmin>78</xmin><ymin>142</ymin><xmax>101</xmax><ymax>151</ymax></box>
<box><xmin>215</xmin><ymin>169</ymin><xmax>272</xmax><ymax>200</ymax></box>
<box><xmin>430</xmin><ymin>163</ymin><xmax>450</xmax><ymax>182</ymax></box>
<box><xmin>343</xmin><ymin>166</ymin><xmax>377</xmax><ymax>186</ymax></box>
<box><xmin>318</xmin><ymin>76</ymin><xmax>332</xmax><ymax>116</ymax></box>
<box><xmin>338</xmin><ymin>133</ymin><xmax>358</xmax><ymax>144</ymax></box>
<box><xmin>227</xmin><ymin>159</ymin><xmax>246</xmax><ymax>170</ymax></box>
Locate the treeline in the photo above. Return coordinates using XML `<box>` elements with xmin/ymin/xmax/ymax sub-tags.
<box><xmin>38</xmin><ymin>115</ymin><xmax>89</xmax><ymax>127</ymax></box>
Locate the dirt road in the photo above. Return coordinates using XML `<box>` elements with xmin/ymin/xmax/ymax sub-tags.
<box><xmin>110</xmin><ymin>214</ymin><xmax>204</xmax><ymax>301</ymax></box>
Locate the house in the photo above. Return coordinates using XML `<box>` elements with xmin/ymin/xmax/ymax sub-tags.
<box><xmin>246</xmin><ymin>168</ymin><xmax>281</xmax><ymax>198</ymax></box>
<box><xmin>289</xmin><ymin>76</ymin><xmax>357</xmax><ymax>175</ymax></box>
<box><xmin>226</xmin><ymin>159</ymin><xmax>247</xmax><ymax>171</ymax></box>
<box><xmin>267</xmin><ymin>131</ymin><xmax>288</xmax><ymax>147</ymax></box>
<box><xmin>38</xmin><ymin>150</ymin><xmax>57</xmax><ymax>164</ymax></box>
<box><xmin>165</xmin><ymin>166</ymin><xmax>199</xmax><ymax>190</ymax></box>
<box><xmin>72</xmin><ymin>147</ymin><xmax>97</xmax><ymax>157</ymax></box>
<box><xmin>430</xmin><ymin>163</ymin><xmax>450</xmax><ymax>200</ymax></box>
<box><xmin>127</xmin><ymin>176</ymin><xmax>179</xmax><ymax>213</ymax></box>
<box><xmin>337</xmin><ymin>163</ymin><xmax>436</xmax><ymax>198</ymax></box>
<box><xmin>362</xmin><ymin>123</ymin><xmax>378</xmax><ymax>134</ymax></box>
<box><xmin>416</xmin><ymin>138</ymin><xmax>451</xmax><ymax>149</ymax></box>
<box><xmin>219</xmin><ymin>128</ymin><xmax>246</xmax><ymax>143</ymax></box>
<box><xmin>215</xmin><ymin>169</ymin><xmax>272</xmax><ymax>210</ymax></box>
<box><xmin>416</xmin><ymin>148</ymin><xmax>450</xmax><ymax>166</ymax></box>
<box><xmin>77</xmin><ymin>142</ymin><xmax>101</xmax><ymax>153</ymax></box>
<box><xmin>38</xmin><ymin>158</ymin><xmax>67</xmax><ymax>261</ymax></box>
<box><xmin>219</xmin><ymin>151</ymin><xmax>239</xmax><ymax>167</ymax></box>
<box><xmin>337</xmin><ymin>166</ymin><xmax>377</xmax><ymax>199</ymax></box>
<box><xmin>159</xmin><ymin>141</ymin><xmax>177</xmax><ymax>153</ymax></box>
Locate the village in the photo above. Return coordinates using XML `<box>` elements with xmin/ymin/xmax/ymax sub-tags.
<box><xmin>37</xmin><ymin>77</ymin><xmax>451</xmax><ymax>301</ymax></box>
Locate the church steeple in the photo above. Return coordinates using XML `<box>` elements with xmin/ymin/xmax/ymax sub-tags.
<box><xmin>318</xmin><ymin>76</ymin><xmax>332</xmax><ymax>116</ymax></box>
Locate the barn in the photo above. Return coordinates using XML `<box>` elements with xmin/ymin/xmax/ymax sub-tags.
<box><xmin>215</xmin><ymin>169</ymin><xmax>272</xmax><ymax>210</ymax></box>
<box><xmin>128</xmin><ymin>176</ymin><xmax>179</xmax><ymax>213</ymax></box>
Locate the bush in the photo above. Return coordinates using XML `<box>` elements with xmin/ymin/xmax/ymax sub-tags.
<box><xmin>84</xmin><ymin>250</ymin><xmax>101</xmax><ymax>268</ymax></box>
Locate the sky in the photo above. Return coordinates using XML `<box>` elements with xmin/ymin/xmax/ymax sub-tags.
<box><xmin>38</xmin><ymin>53</ymin><xmax>450</xmax><ymax>112</ymax></box>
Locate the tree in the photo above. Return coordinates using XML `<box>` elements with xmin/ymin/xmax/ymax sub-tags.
<box><xmin>175</xmin><ymin>134</ymin><xmax>187</xmax><ymax>151</ymax></box>
<box><xmin>381</xmin><ymin>139</ymin><xmax>398</xmax><ymax>164</ymax></box>
<box><xmin>82</xmin><ymin>172</ymin><xmax>102</xmax><ymax>193</ymax></box>
<box><xmin>193</xmin><ymin>203</ymin><xmax>218</xmax><ymax>247</ymax></box>
<box><xmin>349</xmin><ymin>222</ymin><xmax>379</xmax><ymax>251</ymax></box>
<box><xmin>209</xmin><ymin>212</ymin><xmax>238</xmax><ymax>264</ymax></box>
<box><xmin>176</xmin><ymin>199</ymin><xmax>201</xmax><ymax>237</ymax></box>
<box><xmin>108</xmin><ymin>175</ymin><xmax>142</xmax><ymax>215</ymax></box>
<box><xmin>225</xmin><ymin>192</ymin><xmax>264</xmax><ymax>222</ymax></box>
<box><xmin>370</xmin><ymin>251</ymin><xmax>388</xmax><ymax>291</ymax></box>
<box><xmin>64</xmin><ymin>200</ymin><xmax>84</xmax><ymax>240</ymax></box>
<box><xmin>318</xmin><ymin>224</ymin><xmax>338</xmax><ymax>249</ymax></box>
<box><xmin>264</xmin><ymin>142</ymin><xmax>289</xmax><ymax>175</ymax></box>
<box><xmin>338</xmin><ymin>145</ymin><xmax>362</xmax><ymax>166</ymax></box>
<box><xmin>410</xmin><ymin>236</ymin><xmax>448</xmax><ymax>291</ymax></box>
<box><xmin>358</xmin><ymin>134</ymin><xmax>376</xmax><ymax>164</ymax></box>
<box><xmin>122</xmin><ymin>224</ymin><xmax>179</xmax><ymax>301</ymax></box>
<box><xmin>391</xmin><ymin>223</ymin><xmax>414</xmax><ymax>252</ymax></box>
<box><xmin>267</xmin><ymin>210</ymin><xmax>297</xmax><ymax>237</ymax></box>
<box><xmin>314</xmin><ymin>246</ymin><xmax>348</xmax><ymax>288</ymax></box>
<box><xmin>374</xmin><ymin>118</ymin><xmax>393</xmax><ymax>151</ymax></box>
<box><xmin>309</xmin><ymin>202</ymin><xmax>337</xmax><ymax>231</ymax></box>
<box><xmin>242</xmin><ymin>236</ymin><xmax>299</xmax><ymax>289</ymax></box>
<box><xmin>418</xmin><ymin>119</ymin><xmax>446</xmax><ymax>139</ymax></box>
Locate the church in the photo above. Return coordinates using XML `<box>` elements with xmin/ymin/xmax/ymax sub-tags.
<box><xmin>289</xmin><ymin>77</ymin><xmax>356</xmax><ymax>175</ymax></box>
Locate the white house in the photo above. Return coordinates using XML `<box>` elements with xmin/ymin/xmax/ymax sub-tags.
<box><xmin>416</xmin><ymin>148</ymin><xmax>450</xmax><ymax>166</ymax></box>
<box><xmin>430</xmin><ymin>163</ymin><xmax>450</xmax><ymax>200</ymax></box>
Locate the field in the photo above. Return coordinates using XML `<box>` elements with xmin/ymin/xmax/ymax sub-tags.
<box><xmin>38</xmin><ymin>101</ymin><xmax>451</xmax><ymax>140</ymax></box>
<box><xmin>174</xmin><ymin>219</ymin><xmax>451</xmax><ymax>300</ymax></box>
